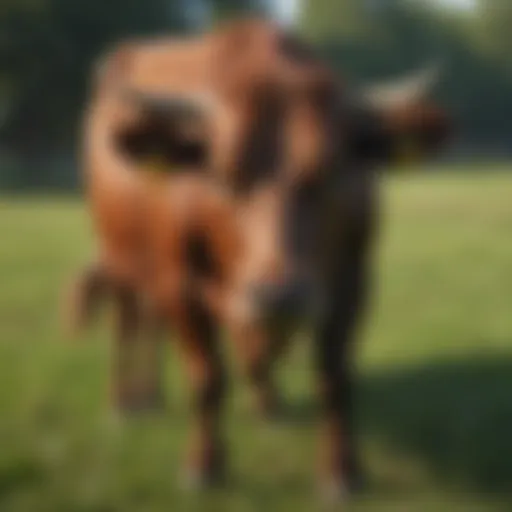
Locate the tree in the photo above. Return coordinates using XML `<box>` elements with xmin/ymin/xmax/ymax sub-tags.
<box><xmin>300</xmin><ymin>0</ymin><xmax>512</xmax><ymax>151</ymax></box>
<box><xmin>473</xmin><ymin>0</ymin><xmax>512</xmax><ymax>77</ymax></box>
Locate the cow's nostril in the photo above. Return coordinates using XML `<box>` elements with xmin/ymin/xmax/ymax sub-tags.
<box><xmin>252</xmin><ymin>280</ymin><xmax>309</xmax><ymax>320</ymax></box>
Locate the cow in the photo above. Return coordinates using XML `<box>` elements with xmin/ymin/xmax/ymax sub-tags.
<box><xmin>68</xmin><ymin>17</ymin><xmax>450</xmax><ymax>498</ymax></box>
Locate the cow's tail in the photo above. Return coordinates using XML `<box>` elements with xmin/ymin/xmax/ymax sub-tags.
<box><xmin>62</xmin><ymin>263</ymin><xmax>111</xmax><ymax>339</ymax></box>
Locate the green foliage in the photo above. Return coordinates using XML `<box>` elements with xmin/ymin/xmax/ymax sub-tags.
<box><xmin>0</xmin><ymin>0</ymin><xmax>188</xmax><ymax>156</ymax></box>
<box><xmin>474</xmin><ymin>0</ymin><xmax>512</xmax><ymax>75</ymax></box>
<box><xmin>0</xmin><ymin>0</ymin><xmax>269</xmax><ymax>189</ymax></box>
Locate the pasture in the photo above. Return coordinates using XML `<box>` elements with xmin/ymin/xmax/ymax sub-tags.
<box><xmin>1</xmin><ymin>168</ymin><xmax>512</xmax><ymax>511</ymax></box>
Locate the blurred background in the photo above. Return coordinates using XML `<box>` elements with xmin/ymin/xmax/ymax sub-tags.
<box><xmin>1</xmin><ymin>1</ymin><xmax>512</xmax><ymax>510</ymax></box>
<box><xmin>0</xmin><ymin>0</ymin><xmax>511</xmax><ymax>189</ymax></box>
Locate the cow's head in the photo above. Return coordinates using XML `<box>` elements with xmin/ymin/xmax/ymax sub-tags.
<box><xmin>114</xmin><ymin>20</ymin><xmax>450</xmax><ymax>329</ymax></box>
<box><xmin>347</xmin><ymin>62</ymin><xmax>450</xmax><ymax>167</ymax></box>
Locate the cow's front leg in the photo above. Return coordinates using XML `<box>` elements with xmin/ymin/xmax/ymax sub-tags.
<box><xmin>170</xmin><ymin>294</ymin><xmax>227</xmax><ymax>488</ymax></box>
<box><xmin>315</xmin><ymin>239</ymin><xmax>370</xmax><ymax>500</ymax></box>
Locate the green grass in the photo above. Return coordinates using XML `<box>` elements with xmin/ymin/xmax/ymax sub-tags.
<box><xmin>1</xmin><ymin>169</ymin><xmax>512</xmax><ymax>510</ymax></box>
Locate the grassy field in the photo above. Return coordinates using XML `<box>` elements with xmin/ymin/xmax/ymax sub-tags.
<box><xmin>1</xmin><ymin>169</ymin><xmax>512</xmax><ymax>511</ymax></box>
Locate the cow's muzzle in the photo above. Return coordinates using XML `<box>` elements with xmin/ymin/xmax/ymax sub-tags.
<box><xmin>251</xmin><ymin>278</ymin><xmax>318</xmax><ymax>326</ymax></box>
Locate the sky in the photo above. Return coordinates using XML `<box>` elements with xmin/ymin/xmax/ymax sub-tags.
<box><xmin>271</xmin><ymin>0</ymin><xmax>476</xmax><ymax>26</ymax></box>
<box><xmin>271</xmin><ymin>0</ymin><xmax>300</xmax><ymax>26</ymax></box>
<box><xmin>443</xmin><ymin>0</ymin><xmax>475</xmax><ymax>7</ymax></box>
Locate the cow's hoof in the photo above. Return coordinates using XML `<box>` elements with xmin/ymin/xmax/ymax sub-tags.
<box><xmin>179</xmin><ymin>465</ymin><xmax>226</xmax><ymax>492</ymax></box>
<box><xmin>253</xmin><ymin>393</ymin><xmax>285</xmax><ymax>422</ymax></box>
<box><xmin>114</xmin><ymin>392</ymin><xmax>166</xmax><ymax>416</ymax></box>
<box><xmin>347</xmin><ymin>470</ymin><xmax>367</xmax><ymax>494</ymax></box>
<box><xmin>135</xmin><ymin>392</ymin><xmax>167</xmax><ymax>414</ymax></box>
<box><xmin>259</xmin><ymin>404</ymin><xmax>284</xmax><ymax>424</ymax></box>
<box><xmin>180</xmin><ymin>448</ymin><xmax>227</xmax><ymax>492</ymax></box>
<box><xmin>318</xmin><ymin>471</ymin><xmax>367</xmax><ymax>504</ymax></box>
<box><xmin>318</xmin><ymin>478</ymin><xmax>351</xmax><ymax>505</ymax></box>
<box><xmin>113</xmin><ymin>397</ymin><xmax>140</xmax><ymax>417</ymax></box>
<box><xmin>114</xmin><ymin>401</ymin><xmax>147</xmax><ymax>418</ymax></box>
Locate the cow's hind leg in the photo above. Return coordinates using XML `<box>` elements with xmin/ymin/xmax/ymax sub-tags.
<box><xmin>170</xmin><ymin>294</ymin><xmax>227</xmax><ymax>488</ymax></box>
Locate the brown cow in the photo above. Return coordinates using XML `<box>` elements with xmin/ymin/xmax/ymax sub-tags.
<box><xmin>69</xmin><ymin>17</ymin><xmax>449</xmax><ymax>498</ymax></box>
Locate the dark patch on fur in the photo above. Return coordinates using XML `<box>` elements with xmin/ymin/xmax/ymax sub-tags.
<box><xmin>185</xmin><ymin>231</ymin><xmax>219</xmax><ymax>281</ymax></box>
<box><xmin>115</xmin><ymin>112</ymin><xmax>208</xmax><ymax>170</ymax></box>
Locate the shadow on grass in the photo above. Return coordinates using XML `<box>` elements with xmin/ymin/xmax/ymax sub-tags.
<box><xmin>0</xmin><ymin>459</ymin><xmax>44</xmax><ymax>500</ymax></box>
<box><xmin>359</xmin><ymin>352</ymin><xmax>512</xmax><ymax>494</ymax></box>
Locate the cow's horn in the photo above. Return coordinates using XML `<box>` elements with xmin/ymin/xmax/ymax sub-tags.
<box><xmin>361</xmin><ymin>61</ymin><xmax>442</xmax><ymax>110</ymax></box>
<box><xmin>121</xmin><ymin>89</ymin><xmax>217</xmax><ymax>118</ymax></box>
